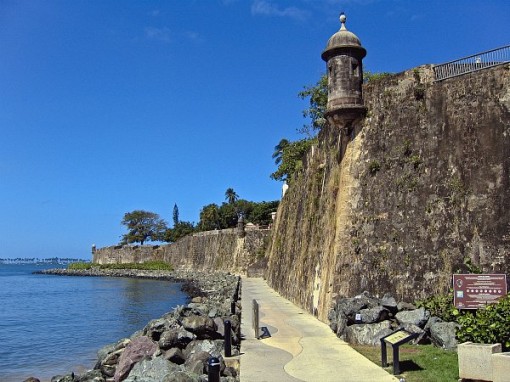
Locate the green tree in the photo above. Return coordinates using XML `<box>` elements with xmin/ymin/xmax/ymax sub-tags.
<box><xmin>272</xmin><ymin>138</ymin><xmax>290</xmax><ymax>165</ymax></box>
<box><xmin>297</xmin><ymin>74</ymin><xmax>328</xmax><ymax>136</ymax></box>
<box><xmin>120</xmin><ymin>210</ymin><xmax>167</xmax><ymax>245</ymax></box>
<box><xmin>198</xmin><ymin>203</ymin><xmax>220</xmax><ymax>231</ymax></box>
<box><xmin>218</xmin><ymin>202</ymin><xmax>238</xmax><ymax>228</ymax></box>
<box><xmin>172</xmin><ymin>203</ymin><xmax>179</xmax><ymax>226</ymax></box>
<box><xmin>270</xmin><ymin>138</ymin><xmax>316</xmax><ymax>183</ymax></box>
<box><xmin>250</xmin><ymin>200</ymin><xmax>279</xmax><ymax>225</ymax></box>
<box><xmin>224</xmin><ymin>188</ymin><xmax>239</xmax><ymax>204</ymax></box>
<box><xmin>164</xmin><ymin>221</ymin><xmax>195</xmax><ymax>242</ymax></box>
<box><xmin>270</xmin><ymin>75</ymin><xmax>325</xmax><ymax>183</ymax></box>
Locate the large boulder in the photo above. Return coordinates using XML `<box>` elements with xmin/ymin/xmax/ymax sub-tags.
<box><xmin>184</xmin><ymin>339</ymin><xmax>224</xmax><ymax>359</ymax></box>
<box><xmin>162</xmin><ymin>371</ymin><xmax>201</xmax><ymax>382</ymax></box>
<box><xmin>401</xmin><ymin>323</ymin><xmax>429</xmax><ymax>344</ymax></box>
<box><xmin>158</xmin><ymin>327</ymin><xmax>196</xmax><ymax>350</ymax></box>
<box><xmin>380</xmin><ymin>293</ymin><xmax>398</xmax><ymax>313</ymax></box>
<box><xmin>429</xmin><ymin>321</ymin><xmax>460</xmax><ymax>350</ymax></box>
<box><xmin>359</xmin><ymin>306</ymin><xmax>390</xmax><ymax>324</ymax></box>
<box><xmin>114</xmin><ymin>336</ymin><xmax>158</xmax><ymax>382</ymax></box>
<box><xmin>50</xmin><ymin>376</ymin><xmax>73</xmax><ymax>382</ymax></box>
<box><xmin>95</xmin><ymin>338</ymin><xmax>130</xmax><ymax>374</ymax></box>
<box><xmin>183</xmin><ymin>340</ymin><xmax>226</xmax><ymax>376</ymax></box>
<box><xmin>397</xmin><ymin>301</ymin><xmax>416</xmax><ymax>311</ymax></box>
<box><xmin>395</xmin><ymin>307</ymin><xmax>430</xmax><ymax>328</ymax></box>
<box><xmin>77</xmin><ymin>370</ymin><xmax>105</xmax><ymax>382</ymax></box>
<box><xmin>181</xmin><ymin>315</ymin><xmax>218</xmax><ymax>338</ymax></box>
<box><xmin>344</xmin><ymin>321</ymin><xmax>394</xmax><ymax>346</ymax></box>
<box><xmin>144</xmin><ymin>318</ymin><xmax>177</xmax><ymax>342</ymax></box>
<box><xmin>334</xmin><ymin>292</ymin><xmax>379</xmax><ymax>319</ymax></box>
<box><xmin>335</xmin><ymin>315</ymin><xmax>349</xmax><ymax>338</ymax></box>
<box><xmin>123</xmin><ymin>357</ymin><xmax>179</xmax><ymax>382</ymax></box>
<box><xmin>164</xmin><ymin>347</ymin><xmax>186</xmax><ymax>365</ymax></box>
<box><xmin>183</xmin><ymin>350</ymin><xmax>211</xmax><ymax>375</ymax></box>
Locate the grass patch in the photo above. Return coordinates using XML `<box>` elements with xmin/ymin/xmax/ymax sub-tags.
<box><xmin>351</xmin><ymin>344</ymin><xmax>458</xmax><ymax>382</ymax></box>
<box><xmin>68</xmin><ymin>261</ymin><xmax>173</xmax><ymax>271</ymax></box>
<box><xmin>68</xmin><ymin>262</ymin><xmax>93</xmax><ymax>270</ymax></box>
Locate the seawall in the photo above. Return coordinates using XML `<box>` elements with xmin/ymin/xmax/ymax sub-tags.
<box><xmin>93</xmin><ymin>228</ymin><xmax>269</xmax><ymax>275</ymax></box>
<box><xmin>266</xmin><ymin>64</ymin><xmax>510</xmax><ymax>321</ymax></box>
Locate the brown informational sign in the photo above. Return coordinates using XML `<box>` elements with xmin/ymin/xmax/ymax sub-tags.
<box><xmin>453</xmin><ymin>274</ymin><xmax>508</xmax><ymax>309</ymax></box>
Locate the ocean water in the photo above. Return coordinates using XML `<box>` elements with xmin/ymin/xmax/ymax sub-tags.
<box><xmin>0</xmin><ymin>263</ymin><xmax>188</xmax><ymax>382</ymax></box>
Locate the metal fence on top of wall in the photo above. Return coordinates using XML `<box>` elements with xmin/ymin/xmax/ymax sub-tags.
<box><xmin>433</xmin><ymin>45</ymin><xmax>510</xmax><ymax>82</ymax></box>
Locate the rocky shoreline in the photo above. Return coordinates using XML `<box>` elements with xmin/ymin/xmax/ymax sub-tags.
<box><xmin>28</xmin><ymin>269</ymin><xmax>241</xmax><ymax>382</ymax></box>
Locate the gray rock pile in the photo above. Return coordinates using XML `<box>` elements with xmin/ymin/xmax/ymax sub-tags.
<box><xmin>328</xmin><ymin>291</ymin><xmax>459</xmax><ymax>350</ymax></box>
<box><xmin>45</xmin><ymin>271</ymin><xmax>241</xmax><ymax>382</ymax></box>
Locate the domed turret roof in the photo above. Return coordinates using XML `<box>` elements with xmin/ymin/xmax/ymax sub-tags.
<box><xmin>322</xmin><ymin>13</ymin><xmax>366</xmax><ymax>61</ymax></box>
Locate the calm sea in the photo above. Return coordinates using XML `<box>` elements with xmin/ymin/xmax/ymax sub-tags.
<box><xmin>0</xmin><ymin>263</ymin><xmax>188</xmax><ymax>382</ymax></box>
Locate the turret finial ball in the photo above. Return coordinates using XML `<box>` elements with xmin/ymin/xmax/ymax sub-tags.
<box><xmin>339</xmin><ymin>12</ymin><xmax>346</xmax><ymax>24</ymax></box>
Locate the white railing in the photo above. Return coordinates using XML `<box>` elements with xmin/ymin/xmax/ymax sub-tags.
<box><xmin>433</xmin><ymin>45</ymin><xmax>509</xmax><ymax>81</ymax></box>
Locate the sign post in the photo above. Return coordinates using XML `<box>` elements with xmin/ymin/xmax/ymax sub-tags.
<box><xmin>381</xmin><ymin>329</ymin><xmax>418</xmax><ymax>375</ymax></box>
<box><xmin>453</xmin><ymin>274</ymin><xmax>507</xmax><ymax>309</ymax></box>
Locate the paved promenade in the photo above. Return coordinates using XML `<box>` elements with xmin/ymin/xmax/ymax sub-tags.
<box><xmin>239</xmin><ymin>277</ymin><xmax>397</xmax><ymax>382</ymax></box>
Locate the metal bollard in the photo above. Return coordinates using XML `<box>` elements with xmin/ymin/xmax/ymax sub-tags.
<box><xmin>208</xmin><ymin>356</ymin><xmax>220</xmax><ymax>382</ymax></box>
<box><xmin>233</xmin><ymin>276</ymin><xmax>240</xmax><ymax>301</ymax></box>
<box><xmin>224</xmin><ymin>320</ymin><xmax>232</xmax><ymax>357</ymax></box>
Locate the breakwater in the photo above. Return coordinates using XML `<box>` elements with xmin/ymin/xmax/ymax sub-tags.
<box><xmin>29</xmin><ymin>269</ymin><xmax>241</xmax><ymax>382</ymax></box>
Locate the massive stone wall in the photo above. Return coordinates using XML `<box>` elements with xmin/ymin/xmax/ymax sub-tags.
<box><xmin>93</xmin><ymin>228</ymin><xmax>269</xmax><ymax>274</ymax></box>
<box><xmin>266</xmin><ymin>64</ymin><xmax>510</xmax><ymax>322</ymax></box>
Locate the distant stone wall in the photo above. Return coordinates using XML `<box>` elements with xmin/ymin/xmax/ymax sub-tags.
<box><xmin>93</xmin><ymin>228</ymin><xmax>270</xmax><ymax>274</ymax></box>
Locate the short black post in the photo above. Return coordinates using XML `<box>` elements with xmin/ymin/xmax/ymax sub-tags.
<box><xmin>380</xmin><ymin>339</ymin><xmax>388</xmax><ymax>367</ymax></box>
<box><xmin>233</xmin><ymin>276</ymin><xmax>240</xmax><ymax>301</ymax></box>
<box><xmin>392</xmin><ymin>344</ymin><xmax>400</xmax><ymax>375</ymax></box>
<box><xmin>230</xmin><ymin>299</ymin><xmax>236</xmax><ymax>315</ymax></box>
<box><xmin>208</xmin><ymin>356</ymin><xmax>220</xmax><ymax>382</ymax></box>
<box><xmin>224</xmin><ymin>320</ymin><xmax>232</xmax><ymax>357</ymax></box>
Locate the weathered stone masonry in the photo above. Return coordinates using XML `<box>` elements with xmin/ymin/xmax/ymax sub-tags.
<box><xmin>266</xmin><ymin>63</ymin><xmax>510</xmax><ymax>322</ymax></box>
<box><xmin>93</xmin><ymin>228</ymin><xmax>269</xmax><ymax>275</ymax></box>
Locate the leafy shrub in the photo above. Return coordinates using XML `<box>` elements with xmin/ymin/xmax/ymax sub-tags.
<box><xmin>416</xmin><ymin>292</ymin><xmax>510</xmax><ymax>350</ymax></box>
<box><xmin>100</xmin><ymin>261</ymin><xmax>173</xmax><ymax>271</ymax></box>
<box><xmin>68</xmin><ymin>262</ymin><xmax>92</xmax><ymax>270</ymax></box>
<box><xmin>364</xmin><ymin>71</ymin><xmax>393</xmax><ymax>83</ymax></box>
<box><xmin>456</xmin><ymin>295</ymin><xmax>510</xmax><ymax>350</ymax></box>
<box><xmin>415</xmin><ymin>291</ymin><xmax>458</xmax><ymax>322</ymax></box>
<box><xmin>68</xmin><ymin>261</ymin><xmax>173</xmax><ymax>271</ymax></box>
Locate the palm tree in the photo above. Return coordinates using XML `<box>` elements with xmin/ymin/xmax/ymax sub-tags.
<box><xmin>225</xmin><ymin>188</ymin><xmax>239</xmax><ymax>205</ymax></box>
<box><xmin>272</xmin><ymin>138</ymin><xmax>289</xmax><ymax>165</ymax></box>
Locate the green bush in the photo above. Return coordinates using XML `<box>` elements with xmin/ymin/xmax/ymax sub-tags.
<box><xmin>100</xmin><ymin>261</ymin><xmax>173</xmax><ymax>271</ymax></box>
<box><xmin>68</xmin><ymin>261</ymin><xmax>173</xmax><ymax>271</ymax></box>
<box><xmin>68</xmin><ymin>262</ymin><xmax>93</xmax><ymax>270</ymax></box>
<box><xmin>416</xmin><ymin>292</ymin><xmax>510</xmax><ymax>350</ymax></box>
<box><xmin>456</xmin><ymin>295</ymin><xmax>510</xmax><ymax>350</ymax></box>
<box><xmin>364</xmin><ymin>71</ymin><xmax>393</xmax><ymax>82</ymax></box>
<box><xmin>415</xmin><ymin>291</ymin><xmax>458</xmax><ymax>322</ymax></box>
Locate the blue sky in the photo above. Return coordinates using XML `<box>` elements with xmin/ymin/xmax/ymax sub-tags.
<box><xmin>1</xmin><ymin>0</ymin><xmax>508</xmax><ymax>259</ymax></box>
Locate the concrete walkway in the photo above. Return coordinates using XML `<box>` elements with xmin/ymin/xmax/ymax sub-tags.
<box><xmin>239</xmin><ymin>277</ymin><xmax>397</xmax><ymax>382</ymax></box>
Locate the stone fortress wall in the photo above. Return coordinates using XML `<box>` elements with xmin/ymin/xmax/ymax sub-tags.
<box><xmin>93</xmin><ymin>227</ymin><xmax>270</xmax><ymax>275</ymax></box>
<box><xmin>94</xmin><ymin>64</ymin><xmax>510</xmax><ymax>324</ymax></box>
<box><xmin>95</xmin><ymin>14</ymin><xmax>510</xmax><ymax>325</ymax></box>
<box><xmin>266</xmin><ymin>63</ymin><xmax>510</xmax><ymax>322</ymax></box>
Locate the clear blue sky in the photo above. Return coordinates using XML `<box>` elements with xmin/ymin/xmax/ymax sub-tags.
<box><xmin>1</xmin><ymin>1</ymin><xmax>508</xmax><ymax>259</ymax></box>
